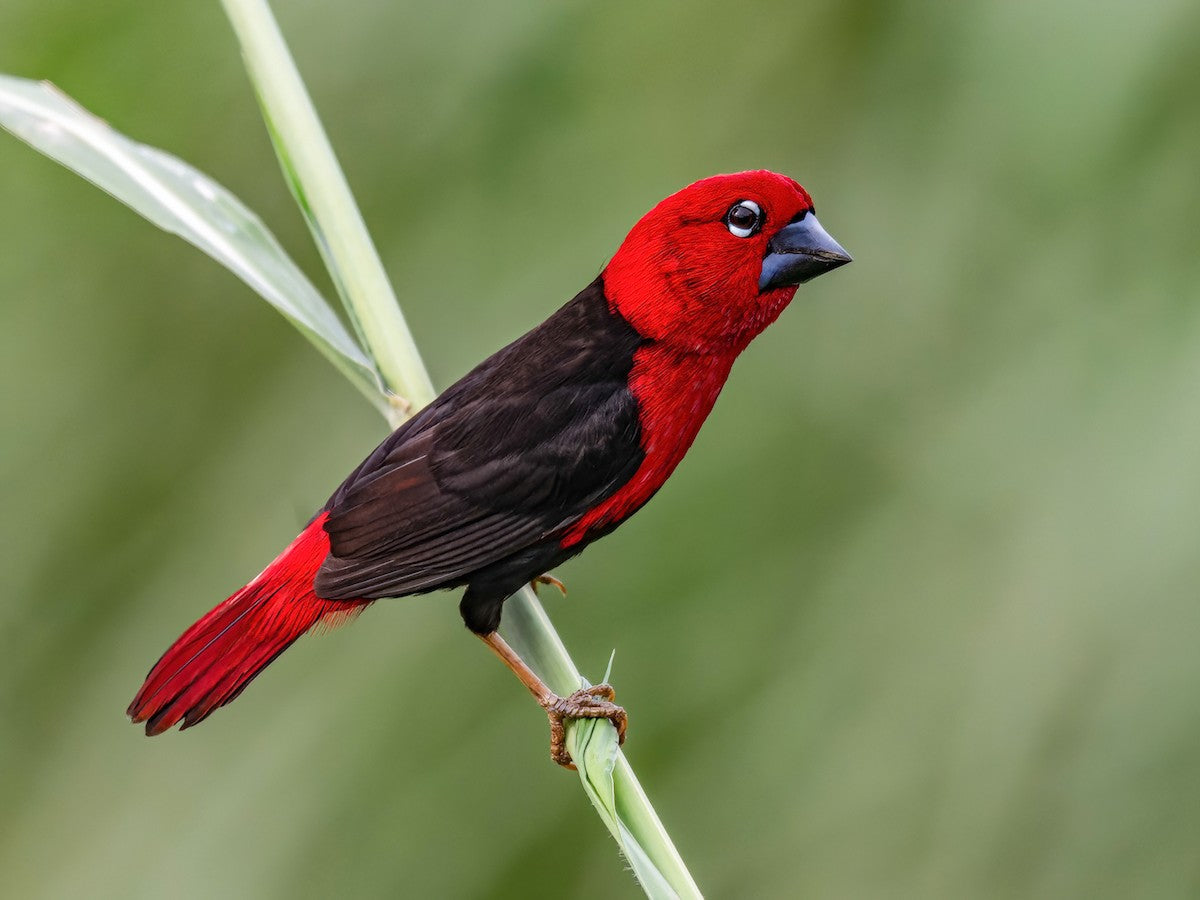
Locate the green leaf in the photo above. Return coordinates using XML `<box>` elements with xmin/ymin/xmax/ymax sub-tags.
<box><xmin>0</xmin><ymin>74</ymin><xmax>388</xmax><ymax>415</ymax></box>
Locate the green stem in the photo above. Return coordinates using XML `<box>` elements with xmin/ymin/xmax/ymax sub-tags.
<box><xmin>220</xmin><ymin>0</ymin><xmax>434</xmax><ymax>424</ymax></box>
<box><xmin>502</xmin><ymin>590</ymin><xmax>702</xmax><ymax>896</ymax></box>
<box><xmin>219</xmin><ymin>2</ymin><xmax>701</xmax><ymax>896</ymax></box>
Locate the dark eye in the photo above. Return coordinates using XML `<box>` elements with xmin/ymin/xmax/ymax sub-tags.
<box><xmin>725</xmin><ymin>200</ymin><xmax>762</xmax><ymax>238</ymax></box>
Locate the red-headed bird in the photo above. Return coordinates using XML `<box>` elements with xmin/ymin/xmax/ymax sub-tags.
<box><xmin>128</xmin><ymin>170</ymin><xmax>851</xmax><ymax>766</ymax></box>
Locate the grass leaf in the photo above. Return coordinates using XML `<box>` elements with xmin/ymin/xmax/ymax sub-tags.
<box><xmin>0</xmin><ymin>74</ymin><xmax>388</xmax><ymax>415</ymax></box>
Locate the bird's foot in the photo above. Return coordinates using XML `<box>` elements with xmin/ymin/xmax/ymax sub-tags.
<box><xmin>476</xmin><ymin>632</ymin><xmax>624</xmax><ymax>770</ymax></box>
<box><xmin>542</xmin><ymin>684</ymin><xmax>627</xmax><ymax>769</ymax></box>
<box><xmin>530</xmin><ymin>573</ymin><xmax>568</xmax><ymax>597</ymax></box>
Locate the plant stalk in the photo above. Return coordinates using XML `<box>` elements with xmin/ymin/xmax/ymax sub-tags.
<box><xmin>219</xmin><ymin>1</ymin><xmax>701</xmax><ymax>896</ymax></box>
<box><xmin>220</xmin><ymin>0</ymin><xmax>434</xmax><ymax>424</ymax></box>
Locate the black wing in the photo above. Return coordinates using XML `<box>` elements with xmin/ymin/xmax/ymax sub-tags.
<box><xmin>314</xmin><ymin>277</ymin><xmax>645</xmax><ymax>600</ymax></box>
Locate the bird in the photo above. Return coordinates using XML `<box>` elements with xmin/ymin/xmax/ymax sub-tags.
<box><xmin>127</xmin><ymin>169</ymin><xmax>851</xmax><ymax>767</ymax></box>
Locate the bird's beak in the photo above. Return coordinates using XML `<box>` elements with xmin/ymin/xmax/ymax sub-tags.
<box><xmin>759</xmin><ymin>211</ymin><xmax>852</xmax><ymax>291</ymax></box>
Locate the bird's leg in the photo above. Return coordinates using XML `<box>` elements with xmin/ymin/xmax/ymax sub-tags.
<box><xmin>529</xmin><ymin>573</ymin><xmax>568</xmax><ymax>597</ymax></box>
<box><xmin>477</xmin><ymin>631</ymin><xmax>626</xmax><ymax>769</ymax></box>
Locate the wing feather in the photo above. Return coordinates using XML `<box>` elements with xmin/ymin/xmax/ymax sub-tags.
<box><xmin>313</xmin><ymin>278</ymin><xmax>645</xmax><ymax>601</ymax></box>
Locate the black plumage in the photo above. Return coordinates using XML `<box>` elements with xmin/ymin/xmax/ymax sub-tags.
<box><xmin>314</xmin><ymin>276</ymin><xmax>646</xmax><ymax>633</ymax></box>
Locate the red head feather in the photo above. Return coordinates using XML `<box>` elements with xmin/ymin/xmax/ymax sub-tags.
<box><xmin>603</xmin><ymin>170</ymin><xmax>816</xmax><ymax>353</ymax></box>
<box><xmin>560</xmin><ymin>171</ymin><xmax>834</xmax><ymax>544</ymax></box>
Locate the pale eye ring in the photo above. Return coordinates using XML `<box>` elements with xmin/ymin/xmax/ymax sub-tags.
<box><xmin>724</xmin><ymin>200</ymin><xmax>762</xmax><ymax>238</ymax></box>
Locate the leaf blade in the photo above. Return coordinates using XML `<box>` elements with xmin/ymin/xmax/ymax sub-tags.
<box><xmin>0</xmin><ymin>74</ymin><xmax>386</xmax><ymax>412</ymax></box>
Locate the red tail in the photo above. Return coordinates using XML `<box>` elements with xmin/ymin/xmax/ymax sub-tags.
<box><xmin>128</xmin><ymin>513</ymin><xmax>368</xmax><ymax>735</ymax></box>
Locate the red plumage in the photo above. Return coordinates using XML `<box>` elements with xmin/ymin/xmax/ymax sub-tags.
<box><xmin>127</xmin><ymin>514</ymin><xmax>367</xmax><ymax>734</ymax></box>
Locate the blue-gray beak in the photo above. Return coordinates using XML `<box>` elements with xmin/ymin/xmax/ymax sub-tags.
<box><xmin>759</xmin><ymin>212</ymin><xmax>852</xmax><ymax>291</ymax></box>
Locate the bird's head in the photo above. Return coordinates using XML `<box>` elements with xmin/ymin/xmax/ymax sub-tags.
<box><xmin>604</xmin><ymin>170</ymin><xmax>850</xmax><ymax>352</ymax></box>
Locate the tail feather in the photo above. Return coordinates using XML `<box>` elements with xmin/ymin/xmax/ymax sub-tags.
<box><xmin>128</xmin><ymin>513</ymin><xmax>368</xmax><ymax>735</ymax></box>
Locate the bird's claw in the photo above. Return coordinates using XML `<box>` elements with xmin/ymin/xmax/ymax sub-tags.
<box><xmin>542</xmin><ymin>684</ymin><xmax>627</xmax><ymax>769</ymax></box>
<box><xmin>530</xmin><ymin>573</ymin><xmax>568</xmax><ymax>597</ymax></box>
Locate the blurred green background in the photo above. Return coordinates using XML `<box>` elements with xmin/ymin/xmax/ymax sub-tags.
<box><xmin>3</xmin><ymin>1</ymin><xmax>1199</xmax><ymax>897</ymax></box>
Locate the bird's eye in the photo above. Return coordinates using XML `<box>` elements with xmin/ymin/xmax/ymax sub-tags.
<box><xmin>725</xmin><ymin>200</ymin><xmax>762</xmax><ymax>238</ymax></box>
